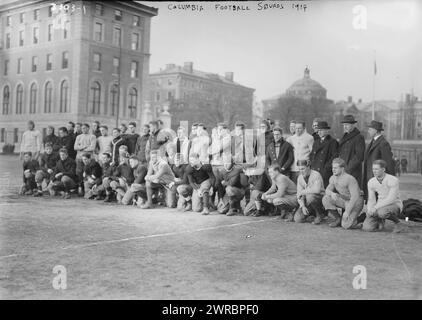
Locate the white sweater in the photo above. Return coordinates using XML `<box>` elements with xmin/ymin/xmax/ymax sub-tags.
<box><xmin>20</xmin><ymin>130</ymin><xmax>42</xmax><ymax>153</ymax></box>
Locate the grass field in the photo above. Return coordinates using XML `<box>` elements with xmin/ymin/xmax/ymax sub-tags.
<box><xmin>1</xmin><ymin>155</ymin><xmax>422</xmax><ymax>299</ymax></box>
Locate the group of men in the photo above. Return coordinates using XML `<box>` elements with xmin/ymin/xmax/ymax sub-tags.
<box><xmin>19</xmin><ymin>114</ymin><xmax>405</xmax><ymax>232</ymax></box>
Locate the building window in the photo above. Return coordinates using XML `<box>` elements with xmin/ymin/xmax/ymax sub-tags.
<box><xmin>34</xmin><ymin>9</ymin><xmax>39</xmax><ymax>20</ymax></box>
<box><xmin>113</xmin><ymin>57</ymin><xmax>120</xmax><ymax>74</ymax></box>
<box><xmin>64</xmin><ymin>21</ymin><xmax>70</xmax><ymax>39</ymax></box>
<box><xmin>4</xmin><ymin>60</ymin><xmax>9</xmax><ymax>76</ymax></box>
<box><xmin>90</xmin><ymin>82</ymin><xmax>101</xmax><ymax>114</ymax></box>
<box><xmin>47</xmin><ymin>24</ymin><xmax>53</xmax><ymax>41</ymax></box>
<box><xmin>2</xmin><ymin>86</ymin><xmax>10</xmax><ymax>115</ymax></box>
<box><xmin>168</xmin><ymin>91</ymin><xmax>172</xmax><ymax>100</ymax></box>
<box><xmin>131</xmin><ymin>61</ymin><xmax>138</xmax><ymax>78</ymax></box>
<box><xmin>19</xmin><ymin>30</ymin><xmax>24</xmax><ymax>46</ymax></box>
<box><xmin>17</xmin><ymin>58</ymin><xmax>23</xmax><ymax>74</ymax></box>
<box><xmin>20</xmin><ymin>12</ymin><xmax>25</xmax><ymax>24</ymax></box>
<box><xmin>110</xmin><ymin>84</ymin><xmax>119</xmax><ymax>116</ymax></box>
<box><xmin>93</xmin><ymin>53</ymin><xmax>101</xmax><ymax>71</ymax></box>
<box><xmin>133</xmin><ymin>15</ymin><xmax>140</xmax><ymax>26</ymax></box>
<box><xmin>62</xmin><ymin>51</ymin><xmax>69</xmax><ymax>69</ymax></box>
<box><xmin>131</xmin><ymin>33</ymin><xmax>139</xmax><ymax>50</ymax></box>
<box><xmin>33</xmin><ymin>27</ymin><xmax>39</xmax><ymax>44</ymax></box>
<box><xmin>1</xmin><ymin>129</ymin><xmax>5</xmax><ymax>143</ymax></box>
<box><xmin>29</xmin><ymin>83</ymin><xmax>37</xmax><ymax>114</ymax></box>
<box><xmin>32</xmin><ymin>56</ymin><xmax>38</xmax><ymax>72</ymax></box>
<box><xmin>14</xmin><ymin>128</ymin><xmax>19</xmax><ymax>143</ymax></box>
<box><xmin>95</xmin><ymin>3</ymin><xmax>104</xmax><ymax>16</ymax></box>
<box><xmin>6</xmin><ymin>16</ymin><xmax>11</xmax><ymax>26</ymax></box>
<box><xmin>5</xmin><ymin>33</ymin><xmax>11</xmax><ymax>49</ymax></box>
<box><xmin>168</xmin><ymin>79</ymin><xmax>172</xmax><ymax>86</ymax></box>
<box><xmin>46</xmin><ymin>54</ymin><xmax>52</xmax><ymax>70</ymax></box>
<box><xmin>113</xmin><ymin>26</ymin><xmax>121</xmax><ymax>46</ymax></box>
<box><xmin>48</xmin><ymin>5</ymin><xmax>53</xmax><ymax>17</ymax></box>
<box><xmin>16</xmin><ymin>84</ymin><xmax>23</xmax><ymax>114</ymax></box>
<box><xmin>44</xmin><ymin>82</ymin><xmax>52</xmax><ymax>113</ymax></box>
<box><xmin>128</xmin><ymin>88</ymin><xmax>137</xmax><ymax>118</ymax></box>
<box><xmin>114</xmin><ymin>9</ymin><xmax>122</xmax><ymax>21</ymax></box>
<box><xmin>94</xmin><ymin>22</ymin><xmax>103</xmax><ymax>41</ymax></box>
<box><xmin>156</xmin><ymin>92</ymin><xmax>160</xmax><ymax>102</ymax></box>
<box><xmin>60</xmin><ymin>80</ymin><xmax>69</xmax><ymax>113</ymax></box>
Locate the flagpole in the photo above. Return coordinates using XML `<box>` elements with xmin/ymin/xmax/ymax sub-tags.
<box><xmin>372</xmin><ymin>50</ymin><xmax>376</xmax><ymax>120</ymax></box>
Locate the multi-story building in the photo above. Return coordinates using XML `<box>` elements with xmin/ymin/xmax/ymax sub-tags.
<box><xmin>0</xmin><ymin>0</ymin><xmax>157</xmax><ymax>151</ymax></box>
<box><xmin>147</xmin><ymin>62</ymin><xmax>255</xmax><ymax>131</ymax></box>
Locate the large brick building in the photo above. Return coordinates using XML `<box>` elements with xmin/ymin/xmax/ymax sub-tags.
<box><xmin>0</xmin><ymin>0</ymin><xmax>157</xmax><ymax>151</ymax></box>
<box><xmin>147</xmin><ymin>62</ymin><xmax>255</xmax><ymax>131</ymax></box>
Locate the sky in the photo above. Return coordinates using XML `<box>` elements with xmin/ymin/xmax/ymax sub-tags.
<box><xmin>140</xmin><ymin>0</ymin><xmax>422</xmax><ymax>103</ymax></box>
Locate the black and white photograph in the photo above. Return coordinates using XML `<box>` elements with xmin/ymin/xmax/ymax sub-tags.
<box><xmin>0</xmin><ymin>0</ymin><xmax>422</xmax><ymax>305</ymax></box>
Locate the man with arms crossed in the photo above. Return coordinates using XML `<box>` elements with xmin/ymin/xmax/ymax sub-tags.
<box><xmin>322</xmin><ymin>158</ymin><xmax>364</xmax><ymax>229</ymax></box>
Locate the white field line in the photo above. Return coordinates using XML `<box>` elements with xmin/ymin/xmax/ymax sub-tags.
<box><xmin>0</xmin><ymin>217</ymin><xmax>277</xmax><ymax>260</ymax></box>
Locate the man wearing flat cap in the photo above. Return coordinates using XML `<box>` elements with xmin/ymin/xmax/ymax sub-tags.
<box><xmin>338</xmin><ymin>115</ymin><xmax>365</xmax><ymax>187</ymax></box>
<box><xmin>362</xmin><ymin>120</ymin><xmax>395</xmax><ymax>200</ymax></box>
<box><xmin>309</xmin><ymin>121</ymin><xmax>339</xmax><ymax>187</ymax></box>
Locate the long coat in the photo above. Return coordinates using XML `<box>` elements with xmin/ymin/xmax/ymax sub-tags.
<box><xmin>310</xmin><ymin>134</ymin><xmax>339</xmax><ymax>187</ymax></box>
<box><xmin>362</xmin><ymin>135</ymin><xmax>395</xmax><ymax>198</ymax></box>
<box><xmin>338</xmin><ymin>127</ymin><xmax>365</xmax><ymax>187</ymax></box>
<box><xmin>266</xmin><ymin>139</ymin><xmax>294</xmax><ymax>175</ymax></box>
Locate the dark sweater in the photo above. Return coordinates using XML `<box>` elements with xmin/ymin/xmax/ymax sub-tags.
<box><xmin>59</xmin><ymin>135</ymin><xmax>76</xmax><ymax>159</ymax></box>
<box><xmin>112</xmin><ymin>162</ymin><xmax>134</xmax><ymax>185</ymax></box>
<box><xmin>220</xmin><ymin>167</ymin><xmax>243</xmax><ymax>188</ymax></box>
<box><xmin>83</xmin><ymin>159</ymin><xmax>103</xmax><ymax>185</ymax></box>
<box><xmin>53</xmin><ymin>157</ymin><xmax>77</xmax><ymax>181</ymax></box>
<box><xmin>124</xmin><ymin>133</ymin><xmax>140</xmax><ymax>155</ymax></box>
<box><xmin>135</xmin><ymin>134</ymin><xmax>150</xmax><ymax>163</ymax></box>
<box><xmin>43</xmin><ymin>134</ymin><xmax>61</xmax><ymax>152</ymax></box>
<box><xmin>132</xmin><ymin>164</ymin><xmax>148</xmax><ymax>184</ymax></box>
<box><xmin>185</xmin><ymin>164</ymin><xmax>215</xmax><ymax>187</ymax></box>
<box><xmin>23</xmin><ymin>160</ymin><xmax>39</xmax><ymax>182</ymax></box>
<box><xmin>170</xmin><ymin>164</ymin><xmax>189</xmax><ymax>186</ymax></box>
<box><xmin>39</xmin><ymin>152</ymin><xmax>59</xmax><ymax>171</ymax></box>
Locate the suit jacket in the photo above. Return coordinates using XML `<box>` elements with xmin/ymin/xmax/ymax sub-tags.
<box><xmin>362</xmin><ymin>135</ymin><xmax>395</xmax><ymax>197</ymax></box>
<box><xmin>338</xmin><ymin>127</ymin><xmax>365</xmax><ymax>187</ymax></box>
<box><xmin>310</xmin><ymin>134</ymin><xmax>339</xmax><ymax>187</ymax></box>
<box><xmin>265</xmin><ymin>139</ymin><xmax>294</xmax><ymax>175</ymax></box>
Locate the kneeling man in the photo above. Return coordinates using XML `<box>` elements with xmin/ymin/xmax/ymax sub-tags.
<box><xmin>363</xmin><ymin>159</ymin><xmax>405</xmax><ymax>233</ymax></box>
<box><xmin>261</xmin><ymin>165</ymin><xmax>298</xmax><ymax>221</ymax></box>
<box><xmin>47</xmin><ymin>148</ymin><xmax>77</xmax><ymax>199</ymax></box>
<box><xmin>322</xmin><ymin>158</ymin><xmax>364</xmax><ymax>228</ymax></box>
<box><xmin>294</xmin><ymin>159</ymin><xmax>325</xmax><ymax>224</ymax></box>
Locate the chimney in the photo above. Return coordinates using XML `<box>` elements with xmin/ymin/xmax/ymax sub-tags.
<box><xmin>166</xmin><ymin>63</ymin><xmax>176</xmax><ymax>70</ymax></box>
<box><xmin>224</xmin><ymin>72</ymin><xmax>234</xmax><ymax>82</ymax></box>
<box><xmin>183</xmin><ymin>61</ymin><xmax>193</xmax><ymax>73</ymax></box>
<box><xmin>347</xmin><ymin>96</ymin><xmax>353</xmax><ymax>103</ymax></box>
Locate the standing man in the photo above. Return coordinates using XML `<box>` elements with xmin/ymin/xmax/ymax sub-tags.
<box><xmin>266</xmin><ymin>126</ymin><xmax>294</xmax><ymax>177</ymax></box>
<box><xmin>110</xmin><ymin>128</ymin><xmax>126</xmax><ymax>166</ymax></box>
<box><xmin>135</xmin><ymin>124</ymin><xmax>150</xmax><ymax>165</ymax></box>
<box><xmin>43</xmin><ymin>126</ymin><xmax>60</xmax><ymax>152</ymax></box>
<box><xmin>322</xmin><ymin>158</ymin><xmax>364</xmax><ymax>229</ymax></box>
<box><xmin>400</xmin><ymin>156</ymin><xmax>408</xmax><ymax>174</ymax></box>
<box><xmin>20</xmin><ymin>120</ymin><xmax>42</xmax><ymax>161</ymax></box>
<box><xmin>125</xmin><ymin>122</ymin><xmax>140</xmax><ymax>155</ymax></box>
<box><xmin>338</xmin><ymin>115</ymin><xmax>365</xmax><ymax>187</ymax></box>
<box><xmin>289</xmin><ymin>120</ymin><xmax>296</xmax><ymax>136</ymax></box>
<box><xmin>362</xmin><ymin>120</ymin><xmax>395</xmax><ymax>199</ymax></box>
<box><xmin>309</xmin><ymin>121</ymin><xmax>339</xmax><ymax>187</ymax></box>
<box><xmin>174</xmin><ymin>126</ymin><xmax>191</xmax><ymax>165</ymax></box>
<box><xmin>74</xmin><ymin>123</ymin><xmax>97</xmax><ymax>187</ymax></box>
<box><xmin>311</xmin><ymin>118</ymin><xmax>323</xmax><ymax>142</ymax></box>
<box><xmin>96</xmin><ymin>125</ymin><xmax>113</xmax><ymax>158</ymax></box>
<box><xmin>67</xmin><ymin>122</ymin><xmax>76</xmax><ymax>139</ymax></box>
<box><xmin>294</xmin><ymin>159</ymin><xmax>325</xmax><ymax>224</ymax></box>
<box><xmin>91</xmin><ymin>121</ymin><xmax>101</xmax><ymax>138</ymax></box>
<box><xmin>363</xmin><ymin>160</ymin><xmax>405</xmax><ymax>233</ymax></box>
<box><xmin>286</xmin><ymin>121</ymin><xmax>314</xmax><ymax>184</ymax></box>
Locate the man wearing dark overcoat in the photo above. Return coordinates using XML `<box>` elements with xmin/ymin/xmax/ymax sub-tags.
<box><xmin>362</xmin><ymin>120</ymin><xmax>395</xmax><ymax>199</ymax></box>
<box><xmin>310</xmin><ymin>121</ymin><xmax>339</xmax><ymax>187</ymax></box>
<box><xmin>338</xmin><ymin>115</ymin><xmax>365</xmax><ymax>187</ymax></box>
<box><xmin>265</xmin><ymin>126</ymin><xmax>294</xmax><ymax>177</ymax></box>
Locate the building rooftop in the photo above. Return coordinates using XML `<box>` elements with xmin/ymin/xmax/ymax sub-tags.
<box><xmin>150</xmin><ymin>63</ymin><xmax>254</xmax><ymax>91</ymax></box>
<box><xmin>287</xmin><ymin>67</ymin><xmax>326</xmax><ymax>93</ymax></box>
